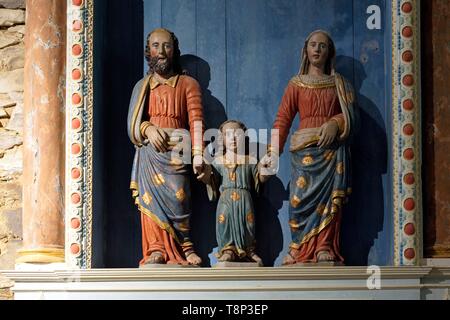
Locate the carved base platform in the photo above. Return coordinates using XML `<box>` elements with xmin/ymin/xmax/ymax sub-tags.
<box><xmin>2</xmin><ymin>266</ymin><xmax>450</xmax><ymax>300</ymax></box>
<box><xmin>283</xmin><ymin>261</ymin><xmax>345</xmax><ymax>267</ymax></box>
<box><xmin>213</xmin><ymin>261</ymin><xmax>263</xmax><ymax>268</ymax></box>
<box><xmin>139</xmin><ymin>264</ymin><xmax>200</xmax><ymax>269</ymax></box>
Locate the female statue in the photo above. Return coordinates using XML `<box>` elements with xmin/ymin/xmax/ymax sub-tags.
<box><xmin>268</xmin><ymin>30</ymin><xmax>359</xmax><ymax>265</ymax></box>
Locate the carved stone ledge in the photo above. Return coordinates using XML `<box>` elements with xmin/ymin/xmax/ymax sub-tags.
<box><xmin>3</xmin><ymin>266</ymin><xmax>449</xmax><ymax>300</ymax></box>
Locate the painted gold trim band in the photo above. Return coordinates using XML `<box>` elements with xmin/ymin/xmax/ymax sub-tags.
<box><xmin>16</xmin><ymin>248</ymin><xmax>65</xmax><ymax>264</ymax></box>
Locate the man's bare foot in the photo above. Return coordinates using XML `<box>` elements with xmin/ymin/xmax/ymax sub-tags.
<box><xmin>249</xmin><ymin>252</ymin><xmax>263</xmax><ymax>266</ymax></box>
<box><xmin>186</xmin><ymin>251</ymin><xmax>202</xmax><ymax>266</ymax></box>
<box><xmin>146</xmin><ymin>251</ymin><xmax>165</xmax><ymax>264</ymax></box>
<box><xmin>317</xmin><ymin>250</ymin><xmax>334</xmax><ymax>262</ymax></box>
<box><xmin>282</xmin><ymin>251</ymin><xmax>296</xmax><ymax>265</ymax></box>
<box><xmin>218</xmin><ymin>250</ymin><xmax>236</xmax><ymax>262</ymax></box>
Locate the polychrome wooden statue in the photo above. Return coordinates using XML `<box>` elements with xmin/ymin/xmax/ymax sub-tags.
<box><xmin>127</xmin><ymin>28</ymin><xmax>205</xmax><ymax>267</ymax></box>
<box><xmin>268</xmin><ymin>30</ymin><xmax>359</xmax><ymax>265</ymax></box>
<box><xmin>198</xmin><ymin>120</ymin><xmax>270</xmax><ymax>266</ymax></box>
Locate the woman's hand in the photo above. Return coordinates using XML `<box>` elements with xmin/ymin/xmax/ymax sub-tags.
<box><xmin>145</xmin><ymin>125</ymin><xmax>169</xmax><ymax>153</ymax></box>
<box><xmin>318</xmin><ymin>120</ymin><xmax>339</xmax><ymax>148</ymax></box>
<box><xmin>259</xmin><ymin>152</ymin><xmax>278</xmax><ymax>178</ymax></box>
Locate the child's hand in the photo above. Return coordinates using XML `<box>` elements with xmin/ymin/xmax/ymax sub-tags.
<box><xmin>196</xmin><ymin>164</ymin><xmax>212</xmax><ymax>184</ymax></box>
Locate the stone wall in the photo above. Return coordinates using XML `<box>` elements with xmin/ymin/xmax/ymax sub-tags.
<box><xmin>0</xmin><ymin>0</ymin><xmax>25</xmax><ymax>279</ymax></box>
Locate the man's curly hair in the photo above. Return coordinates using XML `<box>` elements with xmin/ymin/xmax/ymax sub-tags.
<box><xmin>145</xmin><ymin>28</ymin><xmax>182</xmax><ymax>75</ymax></box>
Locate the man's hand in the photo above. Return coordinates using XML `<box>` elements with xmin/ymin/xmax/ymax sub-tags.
<box><xmin>193</xmin><ymin>154</ymin><xmax>204</xmax><ymax>175</ymax></box>
<box><xmin>145</xmin><ymin>125</ymin><xmax>169</xmax><ymax>153</ymax></box>
<box><xmin>318</xmin><ymin>120</ymin><xmax>339</xmax><ymax>148</ymax></box>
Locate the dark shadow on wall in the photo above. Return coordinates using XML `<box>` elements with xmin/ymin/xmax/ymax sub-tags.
<box><xmin>255</xmin><ymin>175</ymin><xmax>287</xmax><ymax>267</ymax></box>
<box><xmin>248</xmin><ymin>141</ymin><xmax>286</xmax><ymax>267</ymax></box>
<box><xmin>99</xmin><ymin>0</ymin><xmax>144</xmax><ymax>268</ymax></box>
<box><xmin>179</xmin><ymin>54</ymin><xmax>228</xmax><ymax>129</ymax></box>
<box><xmin>336</xmin><ymin>55</ymin><xmax>388</xmax><ymax>266</ymax></box>
<box><xmin>92</xmin><ymin>0</ymin><xmax>107</xmax><ymax>268</ymax></box>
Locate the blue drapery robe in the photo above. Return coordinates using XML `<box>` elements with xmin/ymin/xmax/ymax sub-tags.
<box><xmin>209</xmin><ymin>157</ymin><xmax>260</xmax><ymax>259</ymax></box>
<box><xmin>127</xmin><ymin>75</ymin><xmax>193</xmax><ymax>245</ymax></box>
<box><xmin>288</xmin><ymin>73</ymin><xmax>359</xmax><ymax>250</ymax></box>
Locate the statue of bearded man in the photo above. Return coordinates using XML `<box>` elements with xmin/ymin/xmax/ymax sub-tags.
<box><xmin>127</xmin><ymin>28</ymin><xmax>205</xmax><ymax>267</ymax></box>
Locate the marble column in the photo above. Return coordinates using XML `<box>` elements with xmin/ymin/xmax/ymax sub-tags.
<box><xmin>16</xmin><ymin>0</ymin><xmax>66</xmax><ymax>264</ymax></box>
<box><xmin>423</xmin><ymin>0</ymin><xmax>450</xmax><ymax>258</ymax></box>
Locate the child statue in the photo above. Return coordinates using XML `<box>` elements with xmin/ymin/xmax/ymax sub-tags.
<box><xmin>198</xmin><ymin>120</ymin><xmax>270</xmax><ymax>266</ymax></box>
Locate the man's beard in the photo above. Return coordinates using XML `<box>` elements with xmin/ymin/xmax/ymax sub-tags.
<box><xmin>149</xmin><ymin>56</ymin><xmax>173</xmax><ymax>75</ymax></box>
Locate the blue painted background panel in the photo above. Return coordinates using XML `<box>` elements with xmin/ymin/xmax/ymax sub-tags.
<box><xmin>97</xmin><ymin>0</ymin><xmax>392</xmax><ymax>267</ymax></box>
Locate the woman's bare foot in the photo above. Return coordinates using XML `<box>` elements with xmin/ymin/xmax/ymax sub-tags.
<box><xmin>146</xmin><ymin>251</ymin><xmax>165</xmax><ymax>264</ymax></box>
<box><xmin>282</xmin><ymin>251</ymin><xmax>296</xmax><ymax>265</ymax></box>
<box><xmin>317</xmin><ymin>250</ymin><xmax>334</xmax><ymax>262</ymax></box>
<box><xmin>219</xmin><ymin>250</ymin><xmax>236</xmax><ymax>262</ymax></box>
<box><xmin>186</xmin><ymin>251</ymin><xmax>202</xmax><ymax>266</ymax></box>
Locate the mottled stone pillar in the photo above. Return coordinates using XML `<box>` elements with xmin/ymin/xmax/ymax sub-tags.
<box><xmin>16</xmin><ymin>0</ymin><xmax>66</xmax><ymax>264</ymax></box>
<box><xmin>423</xmin><ymin>0</ymin><xmax>450</xmax><ymax>258</ymax></box>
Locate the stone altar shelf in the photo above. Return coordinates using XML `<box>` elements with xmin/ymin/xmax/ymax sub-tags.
<box><xmin>1</xmin><ymin>266</ymin><xmax>449</xmax><ymax>300</ymax></box>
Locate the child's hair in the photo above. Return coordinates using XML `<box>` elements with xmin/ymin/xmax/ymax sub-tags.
<box><xmin>218</xmin><ymin>119</ymin><xmax>249</xmax><ymax>156</ymax></box>
<box><xmin>218</xmin><ymin>119</ymin><xmax>247</xmax><ymax>133</ymax></box>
